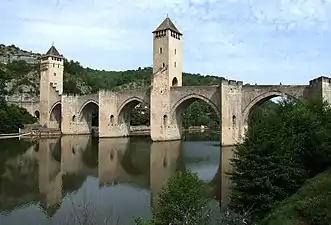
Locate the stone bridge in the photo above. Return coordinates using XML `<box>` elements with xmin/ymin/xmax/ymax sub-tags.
<box><xmin>6</xmin><ymin>16</ymin><xmax>331</xmax><ymax>145</ymax></box>
<box><xmin>41</xmin><ymin>76</ymin><xmax>330</xmax><ymax>146</ymax></box>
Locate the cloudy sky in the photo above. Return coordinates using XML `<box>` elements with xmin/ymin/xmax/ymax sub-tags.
<box><xmin>1</xmin><ymin>0</ymin><xmax>331</xmax><ymax>84</ymax></box>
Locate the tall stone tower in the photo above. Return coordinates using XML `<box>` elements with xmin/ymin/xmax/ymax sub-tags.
<box><xmin>39</xmin><ymin>45</ymin><xmax>64</xmax><ymax>127</ymax></box>
<box><xmin>150</xmin><ymin>16</ymin><xmax>183</xmax><ymax>141</ymax></box>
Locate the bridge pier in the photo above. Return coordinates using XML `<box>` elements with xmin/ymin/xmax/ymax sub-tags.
<box><xmin>220</xmin><ymin>79</ymin><xmax>243</xmax><ymax>146</ymax></box>
<box><xmin>99</xmin><ymin>91</ymin><xmax>131</xmax><ymax>138</ymax></box>
<box><xmin>61</xmin><ymin>94</ymin><xmax>99</xmax><ymax>135</ymax></box>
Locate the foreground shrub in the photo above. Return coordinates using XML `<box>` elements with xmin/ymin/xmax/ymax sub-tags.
<box><xmin>0</xmin><ymin>103</ymin><xmax>37</xmax><ymax>133</ymax></box>
<box><xmin>229</xmin><ymin>97</ymin><xmax>331</xmax><ymax>221</ymax></box>
<box><xmin>136</xmin><ymin>170</ymin><xmax>211</xmax><ymax>225</ymax></box>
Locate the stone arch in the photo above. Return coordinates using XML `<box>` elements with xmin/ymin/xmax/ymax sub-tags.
<box><xmin>49</xmin><ymin>101</ymin><xmax>61</xmax><ymax>128</ymax></box>
<box><xmin>117</xmin><ymin>97</ymin><xmax>150</xmax><ymax>124</ymax></box>
<box><xmin>78</xmin><ymin>100</ymin><xmax>99</xmax><ymax>117</ymax></box>
<box><xmin>242</xmin><ymin>90</ymin><xmax>299</xmax><ymax>128</ymax></box>
<box><xmin>170</xmin><ymin>94</ymin><xmax>220</xmax><ymax>127</ymax></box>
<box><xmin>34</xmin><ymin>110</ymin><xmax>40</xmax><ymax>120</ymax></box>
<box><xmin>163</xmin><ymin>115</ymin><xmax>168</xmax><ymax>126</ymax></box>
<box><xmin>78</xmin><ymin>100</ymin><xmax>99</xmax><ymax>132</ymax></box>
<box><xmin>172</xmin><ymin>77</ymin><xmax>178</xmax><ymax>86</ymax></box>
<box><xmin>110</xmin><ymin>115</ymin><xmax>115</xmax><ymax>125</ymax></box>
<box><xmin>49</xmin><ymin>101</ymin><xmax>61</xmax><ymax>115</ymax></box>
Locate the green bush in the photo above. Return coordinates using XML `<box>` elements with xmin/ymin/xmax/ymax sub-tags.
<box><xmin>0</xmin><ymin>103</ymin><xmax>37</xmax><ymax>133</ymax></box>
<box><xmin>136</xmin><ymin>170</ymin><xmax>211</xmax><ymax>225</ymax></box>
<box><xmin>229</xmin><ymin>97</ymin><xmax>331</xmax><ymax>221</ymax></box>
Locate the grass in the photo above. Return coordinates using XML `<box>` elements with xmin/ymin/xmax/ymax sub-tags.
<box><xmin>258</xmin><ymin>168</ymin><xmax>331</xmax><ymax>225</ymax></box>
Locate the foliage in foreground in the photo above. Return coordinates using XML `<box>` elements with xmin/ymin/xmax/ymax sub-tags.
<box><xmin>136</xmin><ymin>170</ymin><xmax>251</xmax><ymax>225</ymax></box>
<box><xmin>229</xmin><ymin>97</ymin><xmax>331</xmax><ymax>222</ymax></box>
<box><xmin>259</xmin><ymin>168</ymin><xmax>331</xmax><ymax>225</ymax></box>
<box><xmin>136</xmin><ymin>170</ymin><xmax>211</xmax><ymax>225</ymax></box>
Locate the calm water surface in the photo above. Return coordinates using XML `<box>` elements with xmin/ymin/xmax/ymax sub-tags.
<box><xmin>0</xmin><ymin>132</ymin><xmax>234</xmax><ymax>225</ymax></box>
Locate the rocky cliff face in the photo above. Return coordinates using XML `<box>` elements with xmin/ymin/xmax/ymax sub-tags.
<box><xmin>1</xmin><ymin>44</ymin><xmax>41</xmax><ymax>100</ymax></box>
<box><xmin>1</xmin><ymin>44</ymin><xmax>93</xmax><ymax>100</ymax></box>
<box><xmin>0</xmin><ymin>44</ymin><xmax>41</xmax><ymax>65</ymax></box>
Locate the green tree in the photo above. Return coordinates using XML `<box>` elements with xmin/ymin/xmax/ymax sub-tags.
<box><xmin>229</xmin><ymin>97</ymin><xmax>331</xmax><ymax>221</ymax></box>
<box><xmin>0</xmin><ymin>66</ymin><xmax>37</xmax><ymax>133</ymax></box>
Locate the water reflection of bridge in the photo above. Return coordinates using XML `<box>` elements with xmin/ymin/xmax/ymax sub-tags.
<box><xmin>0</xmin><ymin>136</ymin><xmax>232</xmax><ymax>217</ymax></box>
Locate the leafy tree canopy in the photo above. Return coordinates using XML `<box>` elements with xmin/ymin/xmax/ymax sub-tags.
<box><xmin>229</xmin><ymin>97</ymin><xmax>331</xmax><ymax>222</ymax></box>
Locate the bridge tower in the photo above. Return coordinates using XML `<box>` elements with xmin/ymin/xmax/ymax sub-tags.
<box><xmin>150</xmin><ymin>16</ymin><xmax>183</xmax><ymax>141</ymax></box>
<box><xmin>39</xmin><ymin>45</ymin><xmax>64</xmax><ymax>127</ymax></box>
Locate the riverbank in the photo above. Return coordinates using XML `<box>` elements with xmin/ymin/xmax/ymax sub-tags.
<box><xmin>259</xmin><ymin>168</ymin><xmax>331</xmax><ymax>225</ymax></box>
<box><xmin>0</xmin><ymin>132</ymin><xmax>31</xmax><ymax>139</ymax></box>
<box><xmin>2</xmin><ymin>125</ymin><xmax>214</xmax><ymax>139</ymax></box>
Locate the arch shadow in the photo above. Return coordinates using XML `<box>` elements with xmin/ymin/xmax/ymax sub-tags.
<box><xmin>50</xmin><ymin>140</ymin><xmax>61</xmax><ymax>163</ymax></box>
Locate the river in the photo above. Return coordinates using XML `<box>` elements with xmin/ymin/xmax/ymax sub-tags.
<box><xmin>0</xmin><ymin>131</ymin><xmax>234</xmax><ymax>225</ymax></box>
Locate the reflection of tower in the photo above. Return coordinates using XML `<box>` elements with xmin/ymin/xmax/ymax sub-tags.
<box><xmin>149</xmin><ymin>141</ymin><xmax>182</xmax><ymax>209</ymax></box>
<box><xmin>220</xmin><ymin>146</ymin><xmax>235</xmax><ymax>210</ymax></box>
<box><xmin>98</xmin><ymin>138</ymin><xmax>130</xmax><ymax>186</ymax></box>
<box><xmin>37</xmin><ymin>139</ymin><xmax>62</xmax><ymax>216</ymax></box>
<box><xmin>61</xmin><ymin>135</ymin><xmax>90</xmax><ymax>175</ymax></box>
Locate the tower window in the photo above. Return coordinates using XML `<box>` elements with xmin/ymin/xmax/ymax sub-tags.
<box><xmin>162</xmin><ymin>63</ymin><xmax>165</xmax><ymax>68</ymax></box>
<box><xmin>53</xmin><ymin>63</ymin><xmax>55</xmax><ymax>67</ymax></box>
<box><xmin>163</xmin><ymin>115</ymin><xmax>168</xmax><ymax>126</ymax></box>
<box><xmin>174</xmin><ymin>62</ymin><xmax>176</xmax><ymax>68</ymax></box>
<box><xmin>174</xmin><ymin>49</ymin><xmax>176</xmax><ymax>55</ymax></box>
<box><xmin>54</xmin><ymin>73</ymin><xmax>56</xmax><ymax>76</ymax></box>
<box><xmin>160</xmin><ymin>48</ymin><xmax>163</xmax><ymax>54</ymax></box>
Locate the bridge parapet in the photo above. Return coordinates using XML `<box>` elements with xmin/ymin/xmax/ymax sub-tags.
<box><xmin>5</xmin><ymin>95</ymin><xmax>39</xmax><ymax>103</ymax></box>
<box><xmin>220</xmin><ymin>77</ymin><xmax>243</xmax><ymax>86</ymax></box>
<box><xmin>309</xmin><ymin>76</ymin><xmax>331</xmax><ymax>86</ymax></box>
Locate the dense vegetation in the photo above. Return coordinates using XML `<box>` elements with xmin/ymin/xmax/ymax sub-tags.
<box><xmin>259</xmin><ymin>168</ymin><xmax>331</xmax><ymax>225</ymax></box>
<box><xmin>1</xmin><ymin>59</ymin><xmax>220</xmax><ymax>129</ymax></box>
<box><xmin>0</xmin><ymin>66</ymin><xmax>37</xmax><ymax>133</ymax></box>
<box><xmin>229</xmin><ymin>97</ymin><xmax>331</xmax><ymax>224</ymax></box>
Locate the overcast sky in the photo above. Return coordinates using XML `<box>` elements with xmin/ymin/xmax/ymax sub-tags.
<box><xmin>1</xmin><ymin>0</ymin><xmax>331</xmax><ymax>85</ymax></box>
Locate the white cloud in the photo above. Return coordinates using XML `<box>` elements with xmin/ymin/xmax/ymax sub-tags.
<box><xmin>0</xmin><ymin>0</ymin><xmax>331</xmax><ymax>85</ymax></box>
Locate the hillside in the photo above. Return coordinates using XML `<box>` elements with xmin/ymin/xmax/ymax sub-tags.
<box><xmin>259</xmin><ymin>168</ymin><xmax>331</xmax><ymax>225</ymax></box>
<box><xmin>0</xmin><ymin>44</ymin><xmax>40</xmax><ymax>65</ymax></box>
